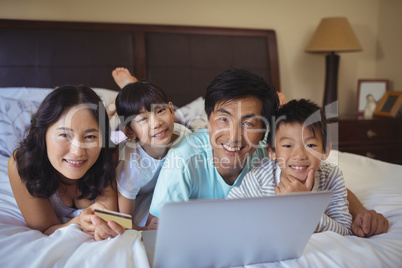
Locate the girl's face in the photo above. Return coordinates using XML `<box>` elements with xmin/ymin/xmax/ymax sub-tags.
<box><xmin>126</xmin><ymin>103</ymin><xmax>175</xmax><ymax>154</ymax></box>
<box><xmin>270</xmin><ymin>122</ymin><xmax>329</xmax><ymax>184</ymax></box>
<box><xmin>46</xmin><ymin>106</ymin><xmax>102</xmax><ymax>180</ymax></box>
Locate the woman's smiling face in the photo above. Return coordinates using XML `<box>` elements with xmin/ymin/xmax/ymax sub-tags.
<box><xmin>45</xmin><ymin>106</ymin><xmax>102</xmax><ymax>180</ymax></box>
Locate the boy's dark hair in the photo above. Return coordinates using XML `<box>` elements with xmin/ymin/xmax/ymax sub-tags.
<box><xmin>14</xmin><ymin>85</ymin><xmax>115</xmax><ymax>200</ymax></box>
<box><xmin>115</xmin><ymin>81</ymin><xmax>169</xmax><ymax>127</ymax></box>
<box><xmin>268</xmin><ymin>98</ymin><xmax>328</xmax><ymax>151</ymax></box>
<box><xmin>204</xmin><ymin>69</ymin><xmax>279</xmax><ymax>130</ymax></box>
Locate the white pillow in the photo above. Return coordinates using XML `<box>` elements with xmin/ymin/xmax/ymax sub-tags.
<box><xmin>0</xmin><ymin>87</ymin><xmax>118</xmax><ymax>108</ymax></box>
<box><xmin>93</xmin><ymin>88</ymin><xmax>120</xmax><ymax>130</ymax></box>
<box><xmin>92</xmin><ymin>88</ymin><xmax>118</xmax><ymax>107</ymax></box>
<box><xmin>175</xmin><ymin>96</ymin><xmax>208</xmax><ymax>130</ymax></box>
<box><xmin>0</xmin><ymin>88</ymin><xmax>55</xmax><ymax>157</ymax></box>
<box><xmin>0</xmin><ymin>87</ymin><xmax>53</xmax><ymax>101</ymax></box>
<box><xmin>0</xmin><ymin>95</ymin><xmax>43</xmax><ymax>157</ymax></box>
<box><xmin>0</xmin><ymin>87</ymin><xmax>120</xmax><ymax>157</ymax></box>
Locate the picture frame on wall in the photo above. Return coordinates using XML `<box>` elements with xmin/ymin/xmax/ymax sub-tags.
<box><xmin>356</xmin><ymin>79</ymin><xmax>389</xmax><ymax>116</ymax></box>
<box><xmin>374</xmin><ymin>91</ymin><xmax>402</xmax><ymax>117</ymax></box>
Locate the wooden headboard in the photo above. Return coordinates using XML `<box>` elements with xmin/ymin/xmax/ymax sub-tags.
<box><xmin>0</xmin><ymin>19</ymin><xmax>280</xmax><ymax>107</ymax></box>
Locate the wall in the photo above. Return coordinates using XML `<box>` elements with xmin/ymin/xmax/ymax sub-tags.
<box><xmin>377</xmin><ymin>0</ymin><xmax>402</xmax><ymax>92</ymax></box>
<box><xmin>1</xmin><ymin>0</ymin><xmax>398</xmax><ymax>116</ymax></box>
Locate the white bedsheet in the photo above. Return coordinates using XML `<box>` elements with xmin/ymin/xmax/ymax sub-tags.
<box><xmin>1</xmin><ymin>151</ymin><xmax>402</xmax><ymax>267</ymax></box>
<box><xmin>0</xmin><ymin>155</ymin><xmax>149</xmax><ymax>268</ymax></box>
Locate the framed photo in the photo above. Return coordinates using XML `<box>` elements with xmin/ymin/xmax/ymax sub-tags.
<box><xmin>356</xmin><ymin>79</ymin><xmax>389</xmax><ymax>116</ymax></box>
<box><xmin>374</xmin><ymin>91</ymin><xmax>402</xmax><ymax>117</ymax></box>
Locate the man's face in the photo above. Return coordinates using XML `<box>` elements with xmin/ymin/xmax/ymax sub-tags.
<box><xmin>207</xmin><ymin>96</ymin><xmax>266</xmax><ymax>181</ymax></box>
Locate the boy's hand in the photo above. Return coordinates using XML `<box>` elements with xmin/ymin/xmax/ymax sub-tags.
<box><xmin>275</xmin><ymin>169</ymin><xmax>314</xmax><ymax>194</ymax></box>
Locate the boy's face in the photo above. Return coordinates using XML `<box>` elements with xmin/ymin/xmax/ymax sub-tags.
<box><xmin>126</xmin><ymin>103</ymin><xmax>175</xmax><ymax>151</ymax></box>
<box><xmin>207</xmin><ymin>96</ymin><xmax>266</xmax><ymax>180</ymax></box>
<box><xmin>270</xmin><ymin>122</ymin><xmax>329</xmax><ymax>184</ymax></box>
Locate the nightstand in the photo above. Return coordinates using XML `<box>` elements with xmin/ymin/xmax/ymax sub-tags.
<box><xmin>329</xmin><ymin>116</ymin><xmax>402</xmax><ymax>165</ymax></box>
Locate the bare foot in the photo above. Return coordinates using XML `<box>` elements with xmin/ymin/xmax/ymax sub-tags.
<box><xmin>112</xmin><ymin>67</ymin><xmax>138</xmax><ymax>89</ymax></box>
<box><xmin>106</xmin><ymin>103</ymin><xmax>116</xmax><ymax>118</ymax></box>
<box><xmin>277</xmin><ymin>91</ymin><xmax>287</xmax><ymax>105</ymax></box>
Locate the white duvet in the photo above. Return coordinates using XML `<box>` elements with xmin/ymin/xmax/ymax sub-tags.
<box><xmin>1</xmin><ymin>151</ymin><xmax>401</xmax><ymax>267</ymax></box>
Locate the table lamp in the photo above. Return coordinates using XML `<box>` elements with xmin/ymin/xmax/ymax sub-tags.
<box><xmin>305</xmin><ymin>17</ymin><xmax>362</xmax><ymax>108</ymax></box>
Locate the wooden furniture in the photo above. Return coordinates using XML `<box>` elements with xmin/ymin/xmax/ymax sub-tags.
<box><xmin>330</xmin><ymin>116</ymin><xmax>402</xmax><ymax>164</ymax></box>
<box><xmin>0</xmin><ymin>19</ymin><xmax>280</xmax><ymax>107</ymax></box>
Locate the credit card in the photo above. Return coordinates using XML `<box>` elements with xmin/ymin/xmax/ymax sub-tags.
<box><xmin>94</xmin><ymin>208</ymin><xmax>132</xmax><ymax>229</ymax></box>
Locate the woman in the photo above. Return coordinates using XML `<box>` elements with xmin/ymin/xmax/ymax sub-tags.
<box><xmin>8</xmin><ymin>85</ymin><xmax>125</xmax><ymax>240</ymax></box>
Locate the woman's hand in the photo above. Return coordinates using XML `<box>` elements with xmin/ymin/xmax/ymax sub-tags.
<box><xmin>78</xmin><ymin>203</ymin><xmax>126</xmax><ymax>240</ymax></box>
<box><xmin>92</xmin><ymin>215</ymin><xmax>126</xmax><ymax>241</ymax></box>
<box><xmin>78</xmin><ymin>205</ymin><xmax>97</xmax><ymax>235</ymax></box>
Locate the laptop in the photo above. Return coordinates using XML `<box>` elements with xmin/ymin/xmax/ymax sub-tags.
<box><xmin>142</xmin><ymin>191</ymin><xmax>333</xmax><ymax>268</ymax></box>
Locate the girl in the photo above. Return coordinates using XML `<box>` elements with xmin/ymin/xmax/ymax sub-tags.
<box><xmin>115</xmin><ymin>81</ymin><xmax>191</xmax><ymax>230</ymax></box>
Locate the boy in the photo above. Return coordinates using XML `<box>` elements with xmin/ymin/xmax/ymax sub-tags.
<box><xmin>228</xmin><ymin>99</ymin><xmax>352</xmax><ymax>235</ymax></box>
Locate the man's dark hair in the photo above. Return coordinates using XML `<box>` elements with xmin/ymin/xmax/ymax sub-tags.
<box><xmin>204</xmin><ymin>69</ymin><xmax>279</xmax><ymax>130</ymax></box>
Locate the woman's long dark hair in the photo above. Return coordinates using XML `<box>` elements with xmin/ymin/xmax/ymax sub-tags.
<box><xmin>14</xmin><ymin>85</ymin><xmax>115</xmax><ymax>200</ymax></box>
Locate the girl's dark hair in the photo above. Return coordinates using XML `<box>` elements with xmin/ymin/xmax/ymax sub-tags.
<box><xmin>268</xmin><ymin>98</ymin><xmax>328</xmax><ymax>151</ymax></box>
<box><xmin>14</xmin><ymin>85</ymin><xmax>115</xmax><ymax>200</ymax></box>
<box><xmin>204</xmin><ymin>69</ymin><xmax>279</xmax><ymax>130</ymax></box>
<box><xmin>115</xmin><ymin>81</ymin><xmax>169</xmax><ymax>127</ymax></box>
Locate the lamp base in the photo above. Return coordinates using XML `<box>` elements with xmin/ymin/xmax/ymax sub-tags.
<box><xmin>323</xmin><ymin>52</ymin><xmax>339</xmax><ymax>108</ymax></box>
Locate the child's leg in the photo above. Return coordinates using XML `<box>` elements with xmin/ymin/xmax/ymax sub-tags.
<box><xmin>112</xmin><ymin>67</ymin><xmax>138</xmax><ymax>89</ymax></box>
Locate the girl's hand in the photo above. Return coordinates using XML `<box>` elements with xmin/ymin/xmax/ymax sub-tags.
<box><xmin>146</xmin><ymin>217</ymin><xmax>159</xmax><ymax>230</ymax></box>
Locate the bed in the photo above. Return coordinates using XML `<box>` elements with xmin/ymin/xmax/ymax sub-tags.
<box><xmin>0</xmin><ymin>19</ymin><xmax>401</xmax><ymax>267</ymax></box>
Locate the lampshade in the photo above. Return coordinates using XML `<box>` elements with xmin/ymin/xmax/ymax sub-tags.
<box><xmin>305</xmin><ymin>17</ymin><xmax>362</xmax><ymax>52</ymax></box>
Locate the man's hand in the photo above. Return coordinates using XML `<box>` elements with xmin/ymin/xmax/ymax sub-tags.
<box><xmin>275</xmin><ymin>169</ymin><xmax>314</xmax><ymax>194</ymax></box>
<box><xmin>351</xmin><ymin>208</ymin><xmax>389</xmax><ymax>237</ymax></box>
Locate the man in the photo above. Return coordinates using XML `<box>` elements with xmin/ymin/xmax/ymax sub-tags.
<box><xmin>149</xmin><ymin>69</ymin><xmax>276</xmax><ymax>216</ymax></box>
<box><xmin>146</xmin><ymin>69</ymin><xmax>388</xmax><ymax>237</ymax></box>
